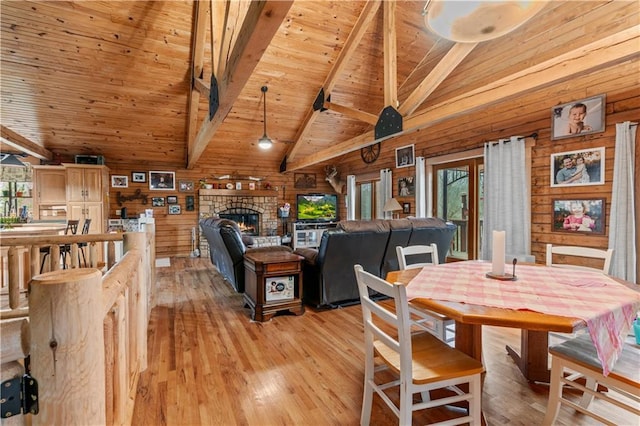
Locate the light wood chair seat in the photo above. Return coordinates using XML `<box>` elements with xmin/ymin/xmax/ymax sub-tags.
<box><xmin>543</xmin><ymin>333</ymin><xmax>640</xmax><ymax>425</ymax></box>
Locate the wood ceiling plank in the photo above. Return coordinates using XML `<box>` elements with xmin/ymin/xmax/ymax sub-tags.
<box><xmin>0</xmin><ymin>125</ymin><xmax>53</xmax><ymax>160</ymax></box>
<box><xmin>285</xmin><ymin>0</ymin><xmax>382</xmax><ymax>163</ymax></box>
<box><xmin>187</xmin><ymin>0</ymin><xmax>293</xmax><ymax>169</ymax></box>
<box><xmin>286</xmin><ymin>26</ymin><xmax>639</xmax><ymax>171</ymax></box>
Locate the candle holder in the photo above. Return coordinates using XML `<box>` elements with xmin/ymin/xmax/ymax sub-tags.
<box><xmin>485</xmin><ymin>272</ymin><xmax>517</xmax><ymax>281</ymax></box>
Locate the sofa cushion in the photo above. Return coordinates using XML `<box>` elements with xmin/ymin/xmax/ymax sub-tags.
<box><xmin>408</xmin><ymin>217</ymin><xmax>448</xmax><ymax>228</ymax></box>
<box><xmin>337</xmin><ymin>219</ymin><xmax>391</xmax><ymax>233</ymax></box>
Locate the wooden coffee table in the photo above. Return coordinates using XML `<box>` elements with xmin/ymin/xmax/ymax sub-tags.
<box><xmin>243</xmin><ymin>251</ymin><xmax>304</xmax><ymax>321</ymax></box>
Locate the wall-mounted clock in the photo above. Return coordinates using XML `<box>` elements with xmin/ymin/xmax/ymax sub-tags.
<box><xmin>361</xmin><ymin>142</ymin><xmax>381</xmax><ymax>164</ymax></box>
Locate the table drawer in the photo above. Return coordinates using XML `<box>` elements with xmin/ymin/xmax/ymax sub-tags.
<box><xmin>265</xmin><ymin>262</ymin><xmax>298</xmax><ymax>273</ymax></box>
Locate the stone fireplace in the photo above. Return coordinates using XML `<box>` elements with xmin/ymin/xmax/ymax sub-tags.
<box><xmin>198</xmin><ymin>189</ymin><xmax>280</xmax><ymax>256</ymax></box>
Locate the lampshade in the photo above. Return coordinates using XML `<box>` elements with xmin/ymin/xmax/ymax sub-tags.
<box><xmin>0</xmin><ymin>154</ymin><xmax>26</xmax><ymax>167</ymax></box>
<box><xmin>258</xmin><ymin>86</ymin><xmax>273</xmax><ymax>150</ymax></box>
<box><xmin>423</xmin><ymin>0</ymin><xmax>547</xmax><ymax>43</ymax></box>
<box><xmin>383</xmin><ymin>197</ymin><xmax>402</xmax><ymax>212</ymax></box>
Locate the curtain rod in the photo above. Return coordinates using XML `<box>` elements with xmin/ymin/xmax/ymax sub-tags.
<box><xmin>489</xmin><ymin>132</ymin><xmax>538</xmax><ymax>146</ymax></box>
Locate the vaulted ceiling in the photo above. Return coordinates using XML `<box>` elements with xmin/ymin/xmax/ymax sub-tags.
<box><xmin>1</xmin><ymin>1</ymin><xmax>638</xmax><ymax>172</ymax></box>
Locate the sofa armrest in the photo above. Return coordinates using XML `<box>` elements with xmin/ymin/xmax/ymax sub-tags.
<box><xmin>294</xmin><ymin>248</ymin><xmax>319</xmax><ymax>266</ymax></box>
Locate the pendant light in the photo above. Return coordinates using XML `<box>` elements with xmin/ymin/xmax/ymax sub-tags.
<box><xmin>258</xmin><ymin>86</ymin><xmax>273</xmax><ymax>150</ymax></box>
<box><xmin>0</xmin><ymin>154</ymin><xmax>26</xmax><ymax>167</ymax></box>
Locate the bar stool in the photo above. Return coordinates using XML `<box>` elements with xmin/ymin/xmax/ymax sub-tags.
<box><xmin>40</xmin><ymin>220</ymin><xmax>79</xmax><ymax>273</ymax></box>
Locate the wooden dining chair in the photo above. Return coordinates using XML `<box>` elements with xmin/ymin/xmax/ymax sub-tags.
<box><xmin>545</xmin><ymin>244</ymin><xmax>613</xmax><ymax>274</ymax></box>
<box><xmin>396</xmin><ymin>244</ymin><xmax>455</xmax><ymax>344</ymax></box>
<box><xmin>354</xmin><ymin>264</ymin><xmax>484</xmax><ymax>426</ymax></box>
<box><xmin>543</xmin><ymin>333</ymin><xmax>640</xmax><ymax>425</ymax></box>
<box><xmin>77</xmin><ymin>218</ymin><xmax>92</xmax><ymax>267</ymax></box>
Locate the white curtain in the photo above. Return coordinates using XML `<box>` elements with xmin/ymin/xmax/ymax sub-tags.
<box><xmin>345</xmin><ymin>175</ymin><xmax>356</xmax><ymax>220</ymax></box>
<box><xmin>378</xmin><ymin>168</ymin><xmax>393</xmax><ymax>219</ymax></box>
<box><xmin>415</xmin><ymin>156</ymin><xmax>426</xmax><ymax>217</ymax></box>
<box><xmin>608</xmin><ymin>122</ymin><xmax>637</xmax><ymax>281</ymax></box>
<box><xmin>481</xmin><ymin>136</ymin><xmax>530</xmax><ymax>261</ymax></box>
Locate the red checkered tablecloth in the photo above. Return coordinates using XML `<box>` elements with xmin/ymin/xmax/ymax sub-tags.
<box><xmin>405</xmin><ymin>261</ymin><xmax>640</xmax><ymax>376</ymax></box>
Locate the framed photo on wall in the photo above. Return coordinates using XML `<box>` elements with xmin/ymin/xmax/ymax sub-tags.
<box><xmin>550</xmin><ymin>147</ymin><xmax>604</xmax><ymax>187</ymax></box>
<box><xmin>151</xmin><ymin>197</ymin><xmax>165</xmax><ymax>207</ymax></box>
<box><xmin>178</xmin><ymin>180</ymin><xmax>194</xmax><ymax>192</ymax></box>
<box><xmin>131</xmin><ymin>172</ymin><xmax>146</xmax><ymax>183</ymax></box>
<box><xmin>111</xmin><ymin>175</ymin><xmax>128</xmax><ymax>188</ymax></box>
<box><xmin>167</xmin><ymin>196</ymin><xmax>178</xmax><ymax>204</ymax></box>
<box><xmin>149</xmin><ymin>171</ymin><xmax>175</xmax><ymax>190</ymax></box>
<box><xmin>402</xmin><ymin>202</ymin><xmax>410</xmax><ymax>214</ymax></box>
<box><xmin>551</xmin><ymin>94</ymin><xmax>605</xmax><ymax>140</ymax></box>
<box><xmin>552</xmin><ymin>198</ymin><xmax>605</xmax><ymax>235</ymax></box>
<box><xmin>398</xmin><ymin>176</ymin><xmax>414</xmax><ymax>196</ymax></box>
<box><xmin>395</xmin><ymin>144</ymin><xmax>415</xmax><ymax>168</ymax></box>
<box><xmin>168</xmin><ymin>205</ymin><xmax>181</xmax><ymax>215</ymax></box>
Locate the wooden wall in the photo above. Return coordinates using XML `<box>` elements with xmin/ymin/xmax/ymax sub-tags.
<box><xmin>331</xmin><ymin>60</ymin><xmax>639</xmax><ymax>274</ymax></box>
<box><xmin>106</xmin><ymin>164</ymin><xmax>335</xmax><ymax>258</ymax></box>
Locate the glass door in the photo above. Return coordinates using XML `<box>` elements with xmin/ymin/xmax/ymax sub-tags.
<box><xmin>356</xmin><ymin>181</ymin><xmax>376</xmax><ymax>220</ymax></box>
<box><xmin>433</xmin><ymin>158</ymin><xmax>483</xmax><ymax>260</ymax></box>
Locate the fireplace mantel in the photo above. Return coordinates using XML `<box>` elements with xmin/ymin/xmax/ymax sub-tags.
<box><xmin>199</xmin><ymin>189</ymin><xmax>278</xmax><ymax>197</ymax></box>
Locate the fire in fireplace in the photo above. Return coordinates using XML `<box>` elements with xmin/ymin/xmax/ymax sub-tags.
<box><xmin>220</xmin><ymin>211</ymin><xmax>259</xmax><ymax>235</ymax></box>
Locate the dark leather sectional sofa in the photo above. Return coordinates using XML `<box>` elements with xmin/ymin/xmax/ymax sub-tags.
<box><xmin>294</xmin><ymin>218</ymin><xmax>456</xmax><ymax>308</ymax></box>
<box><xmin>199</xmin><ymin>217</ymin><xmax>292</xmax><ymax>292</ymax></box>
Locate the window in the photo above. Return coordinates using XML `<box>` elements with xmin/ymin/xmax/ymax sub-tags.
<box><xmin>356</xmin><ymin>181</ymin><xmax>376</xmax><ymax>220</ymax></box>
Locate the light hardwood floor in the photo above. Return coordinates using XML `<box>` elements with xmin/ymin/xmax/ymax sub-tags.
<box><xmin>132</xmin><ymin>257</ymin><xmax>637</xmax><ymax>425</ymax></box>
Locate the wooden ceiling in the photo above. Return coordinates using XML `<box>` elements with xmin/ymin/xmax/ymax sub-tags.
<box><xmin>1</xmin><ymin>1</ymin><xmax>638</xmax><ymax>172</ymax></box>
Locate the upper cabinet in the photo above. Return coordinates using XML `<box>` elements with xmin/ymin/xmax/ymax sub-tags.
<box><xmin>32</xmin><ymin>165</ymin><xmax>67</xmax><ymax>220</ymax></box>
<box><xmin>66</xmin><ymin>165</ymin><xmax>106</xmax><ymax>203</ymax></box>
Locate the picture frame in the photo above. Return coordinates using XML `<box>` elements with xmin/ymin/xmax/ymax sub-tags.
<box><xmin>551</xmin><ymin>94</ymin><xmax>605</xmax><ymax>140</ymax></box>
<box><xmin>395</xmin><ymin>144</ymin><xmax>415</xmax><ymax>168</ymax></box>
<box><xmin>402</xmin><ymin>202</ymin><xmax>411</xmax><ymax>214</ymax></box>
<box><xmin>249</xmin><ymin>182</ymin><xmax>256</xmax><ymax>190</ymax></box>
<box><xmin>168</xmin><ymin>205</ymin><xmax>181</xmax><ymax>215</ymax></box>
<box><xmin>167</xmin><ymin>195</ymin><xmax>178</xmax><ymax>204</ymax></box>
<box><xmin>111</xmin><ymin>175</ymin><xmax>128</xmax><ymax>188</ymax></box>
<box><xmin>185</xmin><ymin>195</ymin><xmax>195</xmax><ymax>211</ymax></box>
<box><xmin>552</xmin><ymin>198</ymin><xmax>605</xmax><ymax>235</ymax></box>
<box><xmin>294</xmin><ymin>173</ymin><xmax>317</xmax><ymax>189</ymax></box>
<box><xmin>131</xmin><ymin>172</ymin><xmax>147</xmax><ymax>183</ymax></box>
<box><xmin>178</xmin><ymin>180</ymin><xmax>194</xmax><ymax>192</ymax></box>
<box><xmin>550</xmin><ymin>147</ymin><xmax>604</xmax><ymax>187</ymax></box>
<box><xmin>149</xmin><ymin>171</ymin><xmax>176</xmax><ymax>191</ymax></box>
<box><xmin>151</xmin><ymin>197</ymin><xmax>165</xmax><ymax>207</ymax></box>
<box><xmin>398</xmin><ymin>176</ymin><xmax>414</xmax><ymax>197</ymax></box>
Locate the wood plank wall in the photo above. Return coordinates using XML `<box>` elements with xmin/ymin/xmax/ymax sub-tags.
<box><xmin>332</xmin><ymin>61</ymin><xmax>639</xmax><ymax>274</ymax></box>
<box><xmin>106</xmin><ymin>164</ymin><xmax>335</xmax><ymax>257</ymax></box>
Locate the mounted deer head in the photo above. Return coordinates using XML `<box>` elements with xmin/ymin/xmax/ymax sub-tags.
<box><xmin>325</xmin><ymin>165</ymin><xmax>344</xmax><ymax>194</ymax></box>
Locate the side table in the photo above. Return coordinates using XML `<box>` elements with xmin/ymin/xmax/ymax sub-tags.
<box><xmin>243</xmin><ymin>251</ymin><xmax>304</xmax><ymax>321</ymax></box>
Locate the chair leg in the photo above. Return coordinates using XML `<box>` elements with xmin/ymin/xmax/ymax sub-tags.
<box><xmin>470</xmin><ymin>375</ymin><xmax>482</xmax><ymax>425</ymax></box>
<box><xmin>542</xmin><ymin>357</ymin><xmax>564</xmax><ymax>426</ymax></box>
<box><xmin>361</xmin><ymin>358</ymin><xmax>374</xmax><ymax>426</ymax></box>
<box><xmin>398</xmin><ymin>384</ymin><xmax>412</xmax><ymax>426</ymax></box>
<box><xmin>40</xmin><ymin>252</ymin><xmax>49</xmax><ymax>274</ymax></box>
<box><xmin>579</xmin><ymin>376</ymin><xmax>597</xmax><ymax>408</ymax></box>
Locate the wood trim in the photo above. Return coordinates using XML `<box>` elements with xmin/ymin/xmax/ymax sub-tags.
<box><xmin>323</xmin><ymin>101</ymin><xmax>378</xmax><ymax>125</ymax></box>
<box><xmin>383</xmin><ymin>0</ymin><xmax>397</xmax><ymax>108</ymax></box>
<box><xmin>0</xmin><ymin>125</ymin><xmax>53</xmax><ymax>161</ymax></box>
<box><xmin>187</xmin><ymin>0</ymin><xmax>210</xmax><ymax>155</ymax></box>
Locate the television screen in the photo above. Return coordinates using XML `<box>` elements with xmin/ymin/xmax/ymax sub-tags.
<box><xmin>296</xmin><ymin>194</ymin><xmax>338</xmax><ymax>222</ymax></box>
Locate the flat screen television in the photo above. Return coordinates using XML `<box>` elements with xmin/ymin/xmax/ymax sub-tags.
<box><xmin>296</xmin><ymin>193</ymin><xmax>338</xmax><ymax>222</ymax></box>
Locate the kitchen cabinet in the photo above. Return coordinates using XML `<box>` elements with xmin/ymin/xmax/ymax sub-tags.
<box><xmin>65</xmin><ymin>164</ymin><xmax>109</xmax><ymax>233</ymax></box>
<box><xmin>32</xmin><ymin>165</ymin><xmax>66</xmax><ymax>220</ymax></box>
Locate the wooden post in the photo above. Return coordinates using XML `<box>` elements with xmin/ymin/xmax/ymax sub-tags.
<box><xmin>123</xmin><ymin>232</ymin><xmax>148</xmax><ymax>371</ymax></box>
<box><xmin>8</xmin><ymin>247</ymin><xmax>20</xmax><ymax>309</ymax></box>
<box><xmin>30</xmin><ymin>268</ymin><xmax>105</xmax><ymax>425</ymax></box>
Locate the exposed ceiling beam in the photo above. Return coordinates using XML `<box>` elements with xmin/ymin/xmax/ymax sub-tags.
<box><xmin>187</xmin><ymin>0</ymin><xmax>293</xmax><ymax>169</ymax></box>
<box><xmin>323</xmin><ymin>101</ymin><xmax>379</xmax><ymax>125</ymax></box>
<box><xmin>383</xmin><ymin>1</ymin><xmax>397</xmax><ymax>108</ymax></box>
<box><xmin>399</xmin><ymin>42</ymin><xmax>478</xmax><ymax>116</ymax></box>
<box><xmin>284</xmin><ymin>0</ymin><xmax>382</xmax><ymax>163</ymax></box>
<box><xmin>0</xmin><ymin>125</ymin><xmax>53</xmax><ymax>160</ymax></box>
<box><xmin>286</xmin><ymin>26</ymin><xmax>639</xmax><ymax>171</ymax></box>
<box><xmin>186</xmin><ymin>0</ymin><xmax>210</xmax><ymax>158</ymax></box>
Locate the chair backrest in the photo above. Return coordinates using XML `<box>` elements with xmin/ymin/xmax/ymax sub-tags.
<box><xmin>354</xmin><ymin>264</ymin><xmax>412</xmax><ymax>382</ymax></box>
<box><xmin>545</xmin><ymin>244</ymin><xmax>613</xmax><ymax>274</ymax></box>
<box><xmin>396</xmin><ymin>243</ymin><xmax>439</xmax><ymax>270</ymax></box>
<box><xmin>65</xmin><ymin>220</ymin><xmax>80</xmax><ymax>235</ymax></box>
<box><xmin>81</xmin><ymin>218</ymin><xmax>92</xmax><ymax>235</ymax></box>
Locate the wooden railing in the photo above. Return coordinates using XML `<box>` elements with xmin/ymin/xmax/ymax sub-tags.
<box><xmin>0</xmin><ymin>229</ymin><xmax>155</xmax><ymax>425</ymax></box>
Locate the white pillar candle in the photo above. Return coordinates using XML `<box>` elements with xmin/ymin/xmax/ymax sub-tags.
<box><xmin>492</xmin><ymin>230</ymin><xmax>506</xmax><ymax>275</ymax></box>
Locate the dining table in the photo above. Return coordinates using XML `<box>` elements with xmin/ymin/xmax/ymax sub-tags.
<box><xmin>386</xmin><ymin>260</ymin><xmax>640</xmax><ymax>383</ymax></box>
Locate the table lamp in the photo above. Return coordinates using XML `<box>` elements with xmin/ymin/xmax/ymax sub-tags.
<box><xmin>383</xmin><ymin>198</ymin><xmax>402</xmax><ymax>219</ymax></box>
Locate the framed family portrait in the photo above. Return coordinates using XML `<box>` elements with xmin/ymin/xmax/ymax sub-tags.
<box><xmin>149</xmin><ymin>171</ymin><xmax>175</xmax><ymax>190</ymax></box>
<box><xmin>398</xmin><ymin>177</ymin><xmax>414</xmax><ymax>197</ymax></box>
<box><xmin>551</xmin><ymin>94</ymin><xmax>605</xmax><ymax>140</ymax></box>
<box><xmin>552</xmin><ymin>198</ymin><xmax>605</xmax><ymax>235</ymax></box>
<box><xmin>131</xmin><ymin>172</ymin><xmax>146</xmax><ymax>183</ymax></box>
<box><xmin>395</xmin><ymin>144</ymin><xmax>415</xmax><ymax>168</ymax></box>
<box><xmin>111</xmin><ymin>175</ymin><xmax>128</xmax><ymax>188</ymax></box>
<box><xmin>550</xmin><ymin>147</ymin><xmax>604</xmax><ymax>187</ymax></box>
<box><xmin>151</xmin><ymin>197</ymin><xmax>165</xmax><ymax>207</ymax></box>
<box><xmin>402</xmin><ymin>202</ymin><xmax>411</xmax><ymax>214</ymax></box>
